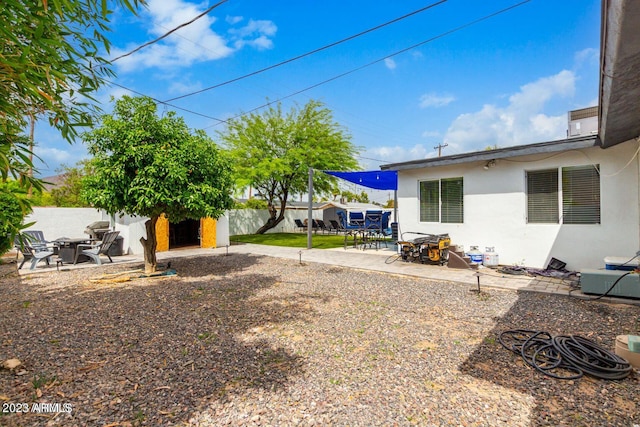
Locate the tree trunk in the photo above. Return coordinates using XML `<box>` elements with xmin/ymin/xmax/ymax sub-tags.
<box><xmin>140</xmin><ymin>216</ymin><xmax>158</xmax><ymax>274</ymax></box>
<box><xmin>256</xmin><ymin>199</ymin><xmax>287</xmax><ymax>234</ymax></box>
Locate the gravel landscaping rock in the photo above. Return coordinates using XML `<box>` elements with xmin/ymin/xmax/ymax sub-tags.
<box><xmin>0</xmin><ymin>253</ymin><xmax>638</xmax><ymax>426</ymax></box>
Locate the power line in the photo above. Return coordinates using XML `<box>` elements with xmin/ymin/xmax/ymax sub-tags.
<box><xmin>107</xmin><ymin>1</ymin><xmax>531</xmax><ymax>131</ymax></box>
<box><xmin>106</xmin><ymin>80</ymin><xmax>228</xmax><ymax>124</ymax></box>
<box><xmin>163</xmin><ymin>0</ymin><xmax>448</xmax><ymax>103</ymax></box>
<box><xmin>111</xmin><ymin>0</ymin><xmax>229</xmax><ymax>63</ymax></box>
<box><xmin>213</xmin><ymin>0</ymin><xmax>532</xmax><ymax>125</ymax></box>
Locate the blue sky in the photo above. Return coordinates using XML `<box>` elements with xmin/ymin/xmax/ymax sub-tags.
<box><xmin>34</xmin><ymin>0</ymin><xmax>601</xmax><ymax>185</ymax></box>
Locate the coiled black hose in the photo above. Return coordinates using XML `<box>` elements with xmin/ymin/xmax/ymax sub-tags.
<box><xmin>499</xmin><ymin>330</ymin><xmax>632</xmax><ymax>380</ymax></box>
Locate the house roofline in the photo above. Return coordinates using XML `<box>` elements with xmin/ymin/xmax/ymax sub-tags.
<box><xmin>380</xmin><ymin>135</ymin><xmax>600</xmax><ymax>171</ymax></box>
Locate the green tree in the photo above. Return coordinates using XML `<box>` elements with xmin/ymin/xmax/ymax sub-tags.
<box><xmin>1</xmin><ymin>0</ymin><xmax>143</xmax><ymax>143</ymax></box>
<box><xmin>50</xmin><ymin>161</ymin><xmax>92</xmax><ymax>207</ymax></box>
<box><xmin>220</xmin><ymin>100</ymin><xmax>359</xmax><ymax>234</ymax></box>
<box><xmin>82</xmin><ymin>96</ymin><xmax>235</xmax><ymax>273</ymax></box>
<box><xmin>1</xmin><ymin>0</ymin><xmax>143</xmax><ymax>244</ymax></box>
<box><xmin>0</xmin><ymin>136</ymin><xmax>38</xmax><ymax>254</ymax></box>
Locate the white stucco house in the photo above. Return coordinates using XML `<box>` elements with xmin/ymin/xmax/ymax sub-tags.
<box><xmin>379</xmin><ymin>0</ymin><xmax>640</xmax><ymax>271</ymax></box>
<box><xmin>380</xmin><ymin>133</ymin><xmax>639</xmax><ymax>270</ymax></box>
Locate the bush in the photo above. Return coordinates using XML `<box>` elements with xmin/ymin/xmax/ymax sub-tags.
<box><xmin>234</xmin><ymin>198</ymin><xmax>269</xmax><ymax>209</ymax></box>
<box><xmin>0</xmin><ymin>189</ymin><xmax>27</xmax><ymax>256</ymax></box>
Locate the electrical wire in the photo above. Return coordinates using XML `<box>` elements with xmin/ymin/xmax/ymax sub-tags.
<box><xmin>163</xmin><ymin>0</ymin><xmax>448</xmax><ymax>103</ymax></box>
<box><xmin>106</xmin><ymin>80</ymin><xmax>228</xmax><ymax>124</ymax></box>
<box><xmin>104</xmin><ymin>1</ymin><xmax>531</xmax><ymax>129</ymax></box>
<box><xmin>582</xmin><ymin>269</ymin><xmax>637</xmax><ymax>301</ymax></box>
<box><xmin>206</xmin><ymin>0</ymin><xmax>533</xmax><ymax>126</ymax></box>
<box><xmin>111</xmin><ymin>0</ymin><xmax>229</xmax><ymax>63</ymax></box>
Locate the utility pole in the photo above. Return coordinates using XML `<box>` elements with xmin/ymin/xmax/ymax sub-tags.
<box><xmin>434</xmin><ymin>143</ymin><xmax>448</xmax><ymax>157</ymax></box>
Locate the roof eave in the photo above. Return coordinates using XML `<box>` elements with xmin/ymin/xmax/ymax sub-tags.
<box><xmin>380</xmin><ymin>135</ymin><xmax>599</xmax><ymax>171</ymax></box>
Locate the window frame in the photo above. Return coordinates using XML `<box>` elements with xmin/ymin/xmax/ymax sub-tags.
<box><xmin>418</xmin><ymin>177</ymin><xmax>464</xmax><ymax>224</ymax></box>
<box><xmin>526</xmin><ymin>165</ymin><xmax>600</xmax><ymax>225</ymax></box>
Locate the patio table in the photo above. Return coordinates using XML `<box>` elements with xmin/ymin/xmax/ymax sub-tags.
<box><xmin>53</xmin><ymin>237</ymin><xmax>92</xmax><ymax>263</ymax></box>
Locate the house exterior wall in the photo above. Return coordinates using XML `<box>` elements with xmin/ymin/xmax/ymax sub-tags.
<box><xmin>395</xmin><ymin>141</ymin><xmax>640</xmax><ymax>270</ymax></box>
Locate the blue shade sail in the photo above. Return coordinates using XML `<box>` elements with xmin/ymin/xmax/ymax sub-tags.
<box><xmin>323</xmin><ymin>170</ymin><xmax>397</xmax><ymax>190</ymax></box>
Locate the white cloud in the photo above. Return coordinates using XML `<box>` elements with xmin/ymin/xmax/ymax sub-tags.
<box><xmin>362</xmin><ymin>144</ymin><xmax>432</xmax><ymax>169</ymax></box>
<box><xmin>384</xmin><ymin>58</ymin><xmax>396</xmax><ymax>70</ymax></box>
<box><xmin>113</xmin><ymin>0</ymin><xmax>276</xmax><ymax>72</ymax></box>
<box><xmin>168</xmin><ymin>80</ymin><xmax>203</xmax><ymax>95</ymax></box>
<box><xmin>574</xmin><ymin>48</ymin><xmax>598</xmax><ymax>68</ymax></box>
<box><xmin>443</xmin><ymin>70</ymin><xmax>576</xmax><ymax>152</ymax></box>
<box><xmin>419</xmin><ymin>93</ymin><xmax>455</xmax><ymax>108</ymax></box>
<box><xmin>230</xmin><ymin>19</ymin><xmax>277</xmax><ymax>50</ymax></box>
<box><xmin>421</xmin><ymin>130</ymin><xmax>441</xmax><ymax>138</ymax></box>
<box><xmin>226</xmin><ymin>15</ymin><xmax>243</xmax><ymax>25</ymax></box>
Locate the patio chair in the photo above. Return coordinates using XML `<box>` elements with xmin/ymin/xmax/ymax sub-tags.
<box><xmin>294</xmin><ymin>219</ymin><xmax>307</xmax><ymax>232</ymax></box>
<box><xmin>23</xmin><ymin>230</ymin><xmax>51</xmax><ymax>251</ymax></box>
<box><xmin>337</xmin><ymin>210</ymin><xmax>360</xmax><ymax>230</ymax></box>
<box><xmin>74</xmin><ymin>230</ymin><xmax>120</xmax><ymax>265</ymax></box>
<box><xmin>329</xmin><ymin>219</ymin><xmax>345</xmax><ymax>233</ymax></box>
<box><xmin>378</xmin><ymin>211</ymin><xmax>393</xmax><ymax>247</ymax></box>
<box><xmin>14</xmin><ymin>235</ymin><xmax>55</xmax><ymax>270</ymax></box>
<box><xmin>349</xmin><ymin>211</ymin><xmax>365</xmax><ymax>227</ymax></box>
<box><xmin>315</xmin><ymin>219</ymin><xmax>332</xmax><ymax>234</ymax></box>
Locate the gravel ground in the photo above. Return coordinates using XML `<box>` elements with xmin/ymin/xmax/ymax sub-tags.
<box><xmin>0</xmin><ymin>252</ymin><xmax>639</xmax><ymax>426</ymax></box>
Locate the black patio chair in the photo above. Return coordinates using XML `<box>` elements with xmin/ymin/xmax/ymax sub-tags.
<box><xmin>294</xmin><ymin>219</ymin><xmax>307</xmax><ymax>232</ymax></box>
<box><xmin>329</xmin><ymin>219</ymin><xmax>345</xmax><ymax>234</ymax></box>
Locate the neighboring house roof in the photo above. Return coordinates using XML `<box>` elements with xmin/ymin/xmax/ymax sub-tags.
<box><xmin>317</xmin><ymin>201</ymin><xmax>389</xmax><ymax>212</ymax></box>
<box><xmin>380</xmin><ymin>135</ymin><xmax>599</xmax><ymax>171</ymax></box>
<box><xmin>599</xmin><ymin>0</ymin><xmax>640</xmax><ymax>148</ymax></box>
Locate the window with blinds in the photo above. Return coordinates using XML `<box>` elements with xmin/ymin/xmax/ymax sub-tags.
<box><xmin>526</xmin><ymin>165</ymin><xmax>600</xmax><ymax>224</ymax></box>
<box><xmin>419</xmin><ymin>178</ymin><xmax>463</xmax><ymax>223</ymax></box>
<box><xmin>562</xmin><ymin>165</ymin><xmax>600</xmax><ymax>224</ymax></box>
<box><xmin>527</xmin><ymin>169</ymin><xmax>559</xmax><ymax>223</ymax></box>
<box><xmin>419</xmin><ymin>180</ymin><xmax>439</xmax><ymax>222</ymax></box>
<box><xmin>441</xmin><ymin>177</ymin><xmax>464</xmax><ymax>223</ymax></box>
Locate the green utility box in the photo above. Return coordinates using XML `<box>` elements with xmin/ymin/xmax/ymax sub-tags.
<box><xmin>580</xmin><ymin>269</ymin><xmax>640</xmax><ymax>298</ymax></box>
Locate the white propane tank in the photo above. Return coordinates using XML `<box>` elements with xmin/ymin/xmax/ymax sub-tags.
<box><xmin>467</xmin><ymin>246</ymin><xmax>483</xmax><ymax>264</ymax></box>
<box><xmin>483</xmin><ymin>247</ymin><xmax>499</xmax><ymax>267</ymax></box>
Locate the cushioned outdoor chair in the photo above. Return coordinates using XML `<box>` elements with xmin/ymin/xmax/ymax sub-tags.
<box><xmin>74</xmin><ymin>230</ymin><xmax>120</xmax><ymax>265</ymax></box>
<box><xmin>349</xmin><ymin>211</ymin><xmax>365</xmax><ymax>227</ymax></box>
<box><xmin>336</xmin><ymin>210</ymin><xmax>360</xmax><ymax>231</ymax></box>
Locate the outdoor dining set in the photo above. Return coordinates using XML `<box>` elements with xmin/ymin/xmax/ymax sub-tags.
<box><xmin>296</xmin><ymin>210</ymin><xmax>393</xmax><ymax>250</ymax></box>
<box><xmin>14</xmin><ymin>229</ymin><xmax>121</xmax><ymax>271</ymax></box>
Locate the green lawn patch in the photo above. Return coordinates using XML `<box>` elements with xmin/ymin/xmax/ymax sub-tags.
<box><xmin>231</xmin><ymin>233</ymin><xmax>346</xmax><ymax>249</ymax></box>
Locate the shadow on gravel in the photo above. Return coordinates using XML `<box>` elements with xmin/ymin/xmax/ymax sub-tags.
<box><xmin>459</xmin><ymin>291</ymin><xmax>640</xmax><ymax>426</ymax></box>
<box><xmin>0</xmin><ymin>255</ymin><xmax>310</xmax><ymax>426</ymax></box>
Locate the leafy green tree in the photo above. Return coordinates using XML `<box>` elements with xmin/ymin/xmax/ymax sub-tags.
<box><xmin>0</xmin><ymin>136</ymin><xmax>39</xmax><ymax>254</ymax></box>
<box><xmin>82</xmin><ymin>96</ymin><xmax>235</xmax><ymax>273</ymax></box>
<box><xmin>50</xmin><ymin>161</ymin><xmax>92</xmax><ymax>207</ymax></box>
<box><xmin>340</xmin><ymin>190</ymin><xmax>369</xmax><ymax>203</ymax></box>
<box><xmin>1</xmin><ymin>0</ymin><xmax>142</xmax><ymax>143</ymax></box>
<box><xmin>1</xmin><ymin>0</ymin><xmax>143</xmax><ymax>243</ymax></box>
<box><xmin>220</xmin><ymin>100</ymin><xmax>359</xmax><ymax>234</ymax></box>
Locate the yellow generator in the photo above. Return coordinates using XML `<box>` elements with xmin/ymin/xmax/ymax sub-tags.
<box><xmin>398</xmin><ymin>233</ymin><xmax>450</xmax><ymax>265</ymax></box>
